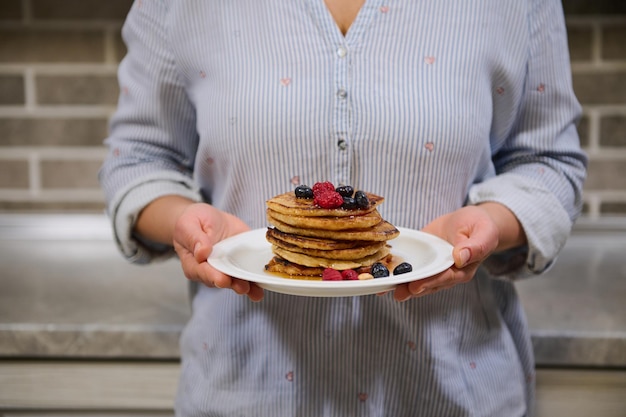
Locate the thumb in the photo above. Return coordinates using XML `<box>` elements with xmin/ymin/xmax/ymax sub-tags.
<box><xmin>174</xmin><ymin>214</ymin><xmax>213</xmax><ymax>262</ymax></box>
<box><xmin>453</xmin><ymin>227</ymin><xmax>498</xmax><ymax>268</ymax></box>
<box><xmin>193</xmin><ymin>238</ymin><xmax>213</xmax><ymax>263</ymax></box>
<box><xmin>455</xmin><ymin>247</ymin><xmax>472</xmax><ymax>268</ymax></box>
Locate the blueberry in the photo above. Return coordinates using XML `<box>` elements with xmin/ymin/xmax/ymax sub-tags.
<box><xmin>295</xmin><ymin>185</ymin><xmax>314</xmax><ymax>199</ymax></box>
<box><xmin>354</xmin><ymin>190</ymin><xmax>370</xmax><ymax>209</ymax></box>
<box><xmin>393</xmin><ymin>262</ymin><xmax>413</xmax><ymax>275</ymax></box>
<box><xmin>342</xmin><ymin>196</ymin><xmax>358</xmax><ymax>210</ymax></box>
<box><xmin>370</xmin><ymin>262</ymin><xmax>390</xmax><ymax>278</ymax></box>
<box><xmin>335</xmin><ymin>185</ymin><xmax>354</xmax><ymax>198</ymax></box>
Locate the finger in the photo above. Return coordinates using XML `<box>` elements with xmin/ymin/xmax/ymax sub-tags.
<box><xmin>392</xmin><ymin>271</ymin><xmax>449</xmax><ymax>301</ymax></box>
<box><xmin>176</xmin><ymin>238</ymin><xmax>262</xmax><ymax>301</ymax></box>
<box><xmin>404</xmin><ymin>263</ymin><xmax>478</xmax><ymax>296</ymax></box>
<box><xmin>392</xmin><ymin>254</ymin><xmax>483</xmax><ymax>303</ymax></box>
<box><xmin>393</xmin><ymin>283</ymin><xmax>413</xmax><ymax>302</ymax></box>
<box><xmin>230</xmin><ymin>277</ymin><xmax>251</xmax><ymax>295</ymax></box>
<box><xmin>190</xmin><ymin>262</ymin><xmax>263</xmax><ymax>301</ymax></box>
<box><xmin>394</xmin><ymin>269</ymin><xmax>462</xmax><ymax>301</ymax></box>
<box><xmin>422</xmin><ymin>262</ymin><xmax>481</xmax><ymax>291</ymax></box>
<box><xmin>207</xmin><ymin>266</ymin><xmax>233</xmax><ymax>289</ymax></box>
<box><xmin>407</xmin><ymin>270</ymin><xmax>453</xmax><ymax>295</ymax></box>
<box><xmin>246</xmin><ymin>283</ymin><xmax>265</xmax><ymax>302</ymax></box>
<box><xmin>192</xmin><ymin>262</ymin><xmax>260</xmax><ymax>300</ymax></box>
<box><xmin>175</xmin><ymin>242</ymin><xmax>204</xmax><ymax>282</ymax></box>
<box><xmin>178</xmin><ymin>248</ymin><xmax>230</xmax><ymax>288</ymax></box>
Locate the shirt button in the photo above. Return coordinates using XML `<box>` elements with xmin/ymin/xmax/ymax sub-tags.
<box><xmin>337</xmin><ymin>89</ymin><xmax>347</xmax><ymax>99</ymax></box>
<box><xmin>337</xmin><ymin>46</ymin><xmax>347</xmax><ymax>58</ymax></box>
<box><xmin>337</xmin><ymin>139</ymin><xmax>347</xmax><ymax>150</ymax></box>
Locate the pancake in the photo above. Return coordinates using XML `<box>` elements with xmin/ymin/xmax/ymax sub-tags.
<box><xmin>267</xmin><ymin>214</ymin><xmax>400</xmax><ymax>241</ymax></box>
<box><xmin>267</xmin><ymin>208</ymin><xmax>383</xmax><ymax>230</ymax></box>
<box><xmin>267</xmin><ymin>230</ymin><xmax>386</xmax><ymax>260</ymax></box>
<box><xmin>264</xmin><ymin>256</ymin><xmax>327</xmax><ymax>277</ymax></box>
<box><xmin>266</xmin><ymin>228</ymin><xmax>368</xmax><ymax>250</ymax></box>
<box><xmin>266</xmin><ymin>191</ymin><xmax>383</xmax><ymax>217</ymax></box>
<box><xmin>272</xmin><ymin>245</ymin><xmax>392</xmax><ymax>270</ymax></box>
<box><xmin>265</xmin><ymin>254</ymin><xmax>395</xmax><ymax>277</ymax></box>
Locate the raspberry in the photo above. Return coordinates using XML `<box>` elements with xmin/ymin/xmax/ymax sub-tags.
<box><xmin>322</xmin><ymin>268</ymin><xmax>343</xmax><ymax>281</ymax></box>
<box><xmin>341</xmin><ymin>269</ymin><xmax>359</xmax><ymax>280</ymax></box>
<box><xmin>312</xmin><ymin>181</ymin><xmax>335</xmax><ymax>197</ymax></box>
<box><xmin>314</xmin><ymin>191</ymin><xmax>344</xmax><ymax>209</ymax></box>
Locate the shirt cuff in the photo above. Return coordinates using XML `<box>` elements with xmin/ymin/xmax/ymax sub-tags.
<box><xmin>467</xmin><ymin>172</ymin><xmax>572</xmax><ymax>280</ymax></box>
<box><xmin>107</xmin><ymin>172</ymin><xmax>203</xmax><ymax>264</ymax></box>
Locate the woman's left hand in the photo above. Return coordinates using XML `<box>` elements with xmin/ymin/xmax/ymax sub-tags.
<box><xmin>393</xmin><ymin>203</ymin><xmax>524</xmax><ymax>302</ymax></box>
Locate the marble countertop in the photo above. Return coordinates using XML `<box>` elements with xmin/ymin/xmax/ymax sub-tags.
<box><xmin>1</xmin><ymin>214</ymin><xmax>624</xmax><ymax>367</ymax></box>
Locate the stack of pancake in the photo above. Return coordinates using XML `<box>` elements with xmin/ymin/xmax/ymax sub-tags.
<box><xmin>264</xmin><ymin>189</ymin><xmax>400</xmax><ymax>277</ymax></box>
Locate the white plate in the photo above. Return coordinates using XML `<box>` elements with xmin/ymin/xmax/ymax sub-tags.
<box><xmin>208</xmin><ymin>227</ymin><xmax>454</xmax><ymax>297</ymax></box>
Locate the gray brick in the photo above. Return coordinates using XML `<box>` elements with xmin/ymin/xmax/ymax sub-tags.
<box><xmin>0</xmin><ymin>29</ymin><xmax>105</xmax><ymax>63</ymax></box>
<box><xmin>40</xmin><ymin>159</ymin><xmax>102</xmax><ymax>189</ymax></box>
<box><xmin>567</xmin><ymin>26</ymin><xmax>593</xmax><ymax>62</ymax></box>
<box><xmin>0</xmin><ymin>160</ymin><xmax>29</xmax><ymax>189</ymax></box>
<box><xmin>36</xmin><ymin>74</ymin><xmax>119</xmax><ymax>105</ymax></box>
<box><xmin>0</xmin><ymin>118</ymin><xmax>108</xmax><ymax>146</ymax></box>
<box><xmin>602</xmin><ymin>26</ymin><xmax>626</xmax><ymax>61</ymax></box>
<box><xmin>0</xmin><ymin>74</ymin><xmax>25</xmax><ymax>105</ymax></box>
<box><xmin>573</xmin><ymin>71</ymin><xmax>626</xmax><ymax>105</ymax></box>
<box><xmin>563</xmin><ymin>0</ymin><xmax>626</xmax><ymax>15</ymax></box>
<box><xmin>32</xmin><ymin>0</ymin><xmax>132</xmax><ymax>21</ymax></box>
<box><xmin>600</xmin><ymin>202</ymin><xmax>626</xmax><ymax>215</ymax></box>
<box><xmin>599</xmin><ymin>115</ymin><xmax>626</xmax><ymax>147</ymax></box>
<box><xmin>584</xmin><ymin>159</ymin><xmax>626</xmax><ymax>191</ymax></box>
<box><xmin>576</xmin><ymin>114</ymin><xmax>589</xmax><ymax>148</ymax></box>
<box><xmin>0</xmin><ymin>0</ymin><xmax>23</xmax><ymax>21</ymax></box>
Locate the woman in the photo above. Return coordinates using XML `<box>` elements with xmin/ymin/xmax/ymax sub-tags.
<box><xmin>100</xmin><ymin>0</ymin><xmax>586</xmax><ymax>415</ymax></box>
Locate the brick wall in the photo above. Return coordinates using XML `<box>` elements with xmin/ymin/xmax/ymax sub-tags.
<box><xmin>0</xmin><ymin>0</ymin><xmax>129</xmax><ymax>212</ymax></box>
<box><xmin>1</xmin><ymin>0</ymin><xmax>625</xmax><ymax>218</ymax></box>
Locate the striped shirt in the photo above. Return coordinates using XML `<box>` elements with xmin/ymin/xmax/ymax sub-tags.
<box><xmin>100</xmin><ymin>0</ymin><xmax>587</xmax><ymax>416</ymax></box>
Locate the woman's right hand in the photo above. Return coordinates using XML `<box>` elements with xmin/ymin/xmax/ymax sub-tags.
<box><xmin>135</xmin><ymin>195</ymin><xmax>264</xmax><ymax>301</ymax></box>
<box><xmin>172</xmin><ymin>202</ymin><xmax>264</xmax><ymax>301</ymax></box>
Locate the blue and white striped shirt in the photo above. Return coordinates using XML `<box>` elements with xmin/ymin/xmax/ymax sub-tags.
<box><xmin>100</xmin><ymin>0</ymin><xmax>586</xmax><ymax>415</ymax></box>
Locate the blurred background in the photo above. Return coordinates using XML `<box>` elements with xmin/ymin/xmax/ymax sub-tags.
<box><xmin>0</xmin><ymin>1</ymin><xmax>625</xmax><ymax>416</ymax></box>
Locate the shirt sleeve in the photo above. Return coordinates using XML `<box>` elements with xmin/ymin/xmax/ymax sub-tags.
<box><xmin>467</xmin><ymin>0</ymin><xmax>587</xmax><ymax>279</ymax></box>
<box><xmin>99</xmin><ymin>0</ymin><xmax>202</xmax><ymax>263</ymax></box>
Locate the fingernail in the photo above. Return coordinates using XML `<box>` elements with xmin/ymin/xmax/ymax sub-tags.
<box><xmin>458</xmin><ymin>248</ymin><xmax>470</xmax><ymax>267</ymax></box>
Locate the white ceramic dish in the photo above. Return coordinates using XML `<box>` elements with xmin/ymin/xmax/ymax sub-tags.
<box><xmin>208</xmin><ymin>227</ymin><xmax>454</xmax><ymax>297</ymax></box>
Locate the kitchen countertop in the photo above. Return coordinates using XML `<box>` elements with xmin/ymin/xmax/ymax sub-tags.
<box><xmin>0</xmin><ymin>214</ymin><xmax>624</xmax><ymax>367</ymax></box>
